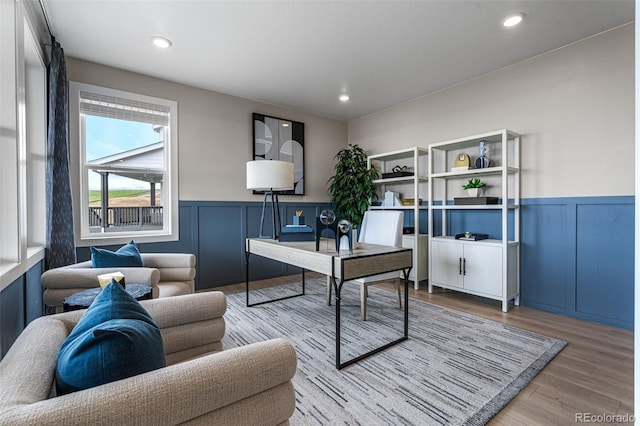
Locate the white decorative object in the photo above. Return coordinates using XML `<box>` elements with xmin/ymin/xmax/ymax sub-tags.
<box><xmin>382</xmin><ymin>191</ymin><xmax>401</xmax><ymax>206</ymax></box>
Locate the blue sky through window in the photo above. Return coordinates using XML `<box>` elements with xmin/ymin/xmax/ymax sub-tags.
<box><xmin>86</xmin><ymin>115</ymin><xmax>161</xmax><ymax>190</ymax></box>
<box><xmin>85</xmin><ymin>115</ymin><xmax>160</xmax><ymax>161</ymax></box>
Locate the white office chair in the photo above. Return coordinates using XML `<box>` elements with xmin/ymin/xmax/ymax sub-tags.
<box><xmin>327</xmin><ymin>210</ymin><xmax>404</xmax><ymax>320</ymax></box>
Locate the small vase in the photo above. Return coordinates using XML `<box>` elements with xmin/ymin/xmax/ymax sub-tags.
<box><xmin>467</xmin><ymin>188</ymin><xmax>479</xmax><ymax>197</ymax></box>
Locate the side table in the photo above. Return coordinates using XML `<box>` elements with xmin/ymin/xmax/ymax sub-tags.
<box><xmin>63</xmin><ymin>284</ymin><xmax>153</xmax><ymax>312</ymax></box>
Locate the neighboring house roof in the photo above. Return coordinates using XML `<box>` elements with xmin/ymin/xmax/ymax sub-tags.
<box><xmin>89</xmin><ymin>141</ymin><xmax>163</xmax><ymax>183</ymax></box>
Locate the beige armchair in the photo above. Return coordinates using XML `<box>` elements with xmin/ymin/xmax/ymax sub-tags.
<box><xmin>41</xmin><ymin>253</ymin><xmax>196</xmax><ymax>309</ymax></box>
<box><xmin>0</xmin><ymin>292</ymin><xmax>297</xmax><ymax>426</ymax></box>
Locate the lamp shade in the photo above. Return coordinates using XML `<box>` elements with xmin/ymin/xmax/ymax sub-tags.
<box><xmin>246</xmin><ymin>160</ymin><xmax>294</xmax><ymax>190</ymax></box>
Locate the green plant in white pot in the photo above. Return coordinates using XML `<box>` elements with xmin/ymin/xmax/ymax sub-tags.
<box><xmin>327</xmin><ymin>144</ymin><xmax>379</xmax><ymax>228</ymax></box>
<box><xmin>462</xmin><ymin>177</ymin><xmax>486</xmax><ymax>197</ymax></box>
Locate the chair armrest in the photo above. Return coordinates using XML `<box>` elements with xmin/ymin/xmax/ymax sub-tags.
<box><xmin>0</xmin><ymin>339</ymin><xmax>297</xmax><ymax>426</ymax></box>
<box><xmin>49</xmin><ymin>292</ymin><xmax>226</xmax><ymax>330</ymax></box>
<box><xmin>41</xmin><ymin>267</ymin><xmax>160</xmax><ymax>290</ymax></box>
<box><xmin>138</xmin><ymin>292</ymin><xmax>226</xmax><ymax>328</ymax></box>
<box><xmin>141</xmin><ymin>253</ymin><xmax>195</xmax><ymax>269</ymax></box>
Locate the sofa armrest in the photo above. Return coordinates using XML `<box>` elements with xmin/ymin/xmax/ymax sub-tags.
<box><xmin>0</xmin><ymin>339</ymin><xmax>297</xmax><ymax>426</ymax></box>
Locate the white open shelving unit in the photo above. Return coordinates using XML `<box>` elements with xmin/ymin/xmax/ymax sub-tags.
<box><xmin>427</xmin><ymin>129</ymin><xmax>520</xmax><ymax>312</ymax></box>
<box><xmin>368</xmin><ymin>147</ymin><xmax>428</xmax><ymax>289</ymax></box>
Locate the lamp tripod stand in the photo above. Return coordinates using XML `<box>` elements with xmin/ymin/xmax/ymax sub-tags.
<box><xmin>258</xmin><ymin>190</ymin><xmax>283</xmax><ymax>239</ymax></box>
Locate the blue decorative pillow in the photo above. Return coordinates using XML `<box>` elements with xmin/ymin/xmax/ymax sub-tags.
<box><xmin>55</xmin><ymin>280</ymin><xmax>165</xmax><ymax>395</ymax></box>
<box><xmin>91</xmin><ymin>240</ymin><xmax>143</xmax><ymax>268</ymax></box>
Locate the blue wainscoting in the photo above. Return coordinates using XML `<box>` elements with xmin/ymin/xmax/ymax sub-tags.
<box><xmin>0</xmin><ymin>195</ymin><xmax>631</xmax><ymax>357</ymax></box>
<box><xmin>0</xmin><ymin>259</ymin><xmax>44</xmax><ymax>357</ymax></box>
<box><xmin>76</xmin><ymin>201</ymin><xmax>333</xmax><ymax>289</ymax></box>
<box><xmin>520</xmin><ymin>196</ymin><xmax>634</xmax><ymax>330</ymax></box>
<box><xmin>72</xmin><ymin>196</ymin><xmax>634</xmax><ymax>330</ymax></box>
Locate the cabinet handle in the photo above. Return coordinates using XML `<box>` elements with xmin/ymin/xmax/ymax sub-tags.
<box><xmin>463</xmin><ymin>258</ymin><xmax>466</xmax><ymax>275</ymax></box>
<box><xmin>459</xmin><ymin>257</ymin><xmax>462</xmax><ymax>275</ymax></box>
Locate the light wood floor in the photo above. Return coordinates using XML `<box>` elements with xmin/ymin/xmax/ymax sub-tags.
<box><xmin>212</xmin><ymin>273</ymin><xmax>634</xmax><ymax>425</ymax></box>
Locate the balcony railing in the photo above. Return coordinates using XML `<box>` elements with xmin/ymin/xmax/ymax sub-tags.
<box><xmin>89</xmin><ymin>206</ymin><xmax>163</xmax><ymax>228</ymax></box>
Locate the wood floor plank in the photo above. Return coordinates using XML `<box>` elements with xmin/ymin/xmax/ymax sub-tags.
<box><xmin>212</xmin><ymin>273</ymin><xmax>634</xmax><ymax>424</ymax></box>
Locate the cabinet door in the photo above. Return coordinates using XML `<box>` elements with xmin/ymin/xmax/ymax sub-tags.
<box><xmin>431</xmin><ymin>240</ymin><xmax>463</xmax><ymax>288</ymax></box>
<box><xmin>463</xmin><ymin>244</ymin><xmax>502</xmax><ymax>297</ymax></box>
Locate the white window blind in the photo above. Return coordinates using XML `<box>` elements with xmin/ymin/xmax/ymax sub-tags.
<box><xmin>79</xmin><ymin>91</ymin><xmax>170</xmax><ymax>126</ymax></box>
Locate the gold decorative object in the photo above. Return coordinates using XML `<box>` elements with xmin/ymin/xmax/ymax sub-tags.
<box><xmin>454</xmin><ymin>152</ymin><xmax>471</xmax><ymax>167</ymax></box>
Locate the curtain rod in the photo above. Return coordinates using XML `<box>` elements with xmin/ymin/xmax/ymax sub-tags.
<box><xmin>38</xmin><ymin>0</ymin><xmax>54</xmax><ymax>39</ymax></box>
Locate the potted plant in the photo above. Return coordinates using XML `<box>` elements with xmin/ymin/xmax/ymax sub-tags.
<box><xmin>327</xmin><ymin>144</ymin><xmax>379</xmax><ymax>228</ymax></box>
<box><xmin>462</xmin><ymin>177</ymin><xmax>486</xmax><ymax>197</ymax></box>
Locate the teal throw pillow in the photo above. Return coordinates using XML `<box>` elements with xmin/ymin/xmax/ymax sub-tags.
<box><xmin>91</xmin><ymin>240</ymin><xmax>143</xmax><ymax>268</ymax></box>
<box><xmin>55</xmin><ymin>280</ymin><xmax>166</xmax><ymax>395</ymax></box>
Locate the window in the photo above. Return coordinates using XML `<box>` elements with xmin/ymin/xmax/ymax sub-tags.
<box><xmin>69</xmin><ymin>82</ymin><xmax>178</xmax><ymax>246</ymax></box>
<box><xmin>0</xmin><ymin>1</ymin><xmax>47</xmax><ymax>288</ymax></box>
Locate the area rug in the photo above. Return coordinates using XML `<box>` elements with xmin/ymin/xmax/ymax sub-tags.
<box><xmin>222</xmin><ymin>278</ymin><xmax>566</xmax><ymax>425</ymax></box>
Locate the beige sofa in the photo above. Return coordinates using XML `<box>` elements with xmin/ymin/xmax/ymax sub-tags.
<box><xmin>0</xmin><ymin>292</ymin><xmax>297</xmax><ymax>425</ymax></box>
<box><xmin>41</xmin><ymin>253</ymin><xmax>196</xmax><ymax>309</ymax></box>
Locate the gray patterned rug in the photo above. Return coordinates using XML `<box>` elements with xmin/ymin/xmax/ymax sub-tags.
<box><xmin>222</xmin><ymin>278</ymin><xmax>566</xmax><ymax>425</ymax></box>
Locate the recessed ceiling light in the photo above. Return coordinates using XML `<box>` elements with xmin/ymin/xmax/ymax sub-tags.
<box><xmin>339</xmin><ymin>94</ymin><xmax>350</xmax><ymax>102</ymax></box>
<box><xmin>282</xmin><ymin>123</ymin><xmax>290</xmax><ymax>127</ymax></box>
<box><xmin>502</xmin><ymin>13</ymin><xmax>525</xmax><ymax>28</ymax></box>
<box><xmin>151</xmin><ymin>36</ymin><xmax>172</xmax><ymax>48</ymax></box>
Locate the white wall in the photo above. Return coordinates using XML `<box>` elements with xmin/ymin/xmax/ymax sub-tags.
<box><xmin>66</xmin><ymin>58</ymin><xmax>347</xmax><ymax>203</ymax></box>
<box><xmin>348</xmin><ymin>24</ymin><xmax>635</xmax><ymax>199</ymax></box>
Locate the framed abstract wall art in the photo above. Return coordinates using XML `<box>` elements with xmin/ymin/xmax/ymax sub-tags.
<box><xmin>252</xmin><ymin>113</ymin><xmax>305</xmax><ymax>195</ymax></box>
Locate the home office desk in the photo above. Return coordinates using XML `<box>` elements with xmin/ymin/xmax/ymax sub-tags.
<box><xmin>244</xmin><ymin>238</ymin><xmax>412</xmax><ymax>369</ymax></box>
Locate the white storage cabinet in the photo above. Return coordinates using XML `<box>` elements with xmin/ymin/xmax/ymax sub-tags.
<box><xmin>428</xmin><ymin>129</ymin><xmax>520</xmax><ymax>311</ymax></box>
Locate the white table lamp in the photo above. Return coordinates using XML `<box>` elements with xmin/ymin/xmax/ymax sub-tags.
<box><xmin>246</xmin><ymin>160</ymin><xmax>294</xmax><ymax>239</ymax></box>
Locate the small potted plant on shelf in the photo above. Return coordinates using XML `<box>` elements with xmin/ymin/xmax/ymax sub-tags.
<box><xmin>462</xmin><ymin>177</ymin><xmax>486</xmax><ymax>197</ymax></box>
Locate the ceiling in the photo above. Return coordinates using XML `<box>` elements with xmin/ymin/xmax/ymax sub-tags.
<box><xmin>42</xmin><ymin>0</ymin><xmax>634</xmax><ymax>122</ymax></box>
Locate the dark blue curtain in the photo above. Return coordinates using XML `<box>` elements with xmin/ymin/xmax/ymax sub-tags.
<box><xmin>46</xmin><ymin>38</ymin><xmax>76</xmax><ymax>268</ymax></box>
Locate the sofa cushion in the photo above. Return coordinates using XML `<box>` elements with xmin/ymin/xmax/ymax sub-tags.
<box><xmin>55</xmin><ymin>280</ymin><xmax>166</xmax><ymax>395</ymax></box>
<box><xmin>91</xmin><ymin>240</ymin><xmax>143</xmax><ymax>268</ymax></box>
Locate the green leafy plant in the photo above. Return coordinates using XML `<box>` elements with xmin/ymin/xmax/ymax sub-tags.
<box><xmin>327</xmin><ymin>144</ymin><xmax>379</xmax><ymax>227</ymax></box>
<box><xmin>462</xmin><ymin>177</ymin><xmax>486</xmax><ymax>189</ymax></box>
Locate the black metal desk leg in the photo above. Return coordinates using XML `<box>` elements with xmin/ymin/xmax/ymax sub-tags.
<box><xmin>403</xmin><ymin>268</ymin><xmax>410</xmax><ymax>338</ymax></box>
<box><xmin>331</xmin><ymin>275</ymin><xmax>343</xmax><ymax>369</ymax></box>
<box><xmin>245</xmin><ymin>249</ymin><xmax>306</xmax><ymax>307</ymax></box>
<box><xmin>245</xmin><ymin>250</ymin><xmax>251</xmax><ymax>307</ymax></box>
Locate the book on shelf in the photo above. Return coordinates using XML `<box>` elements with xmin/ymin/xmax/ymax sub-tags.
<box><xmin>454</xmin><ymin>233</ymin><xmax>489</xmax><ymax>241</ymax></box>
<box><xmin>279</xmin><ymin>225</ymin><xmax>314</xmax><ymax>242</ymax></box>
<box><xmin>281</xmin><ymin>225</ymin><xmax>313</xmax><ymax>232</ymax></box>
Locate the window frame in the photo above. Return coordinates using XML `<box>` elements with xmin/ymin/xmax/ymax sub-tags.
<box><xmin>0</xmin><ymin>1</ymin><xmax>47</xmax><ymax>289</ymax></box>
<box><xmin>69</xmin><ymin>82</ymin><xmax>179</xmax><ymax>246</ymax></box>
